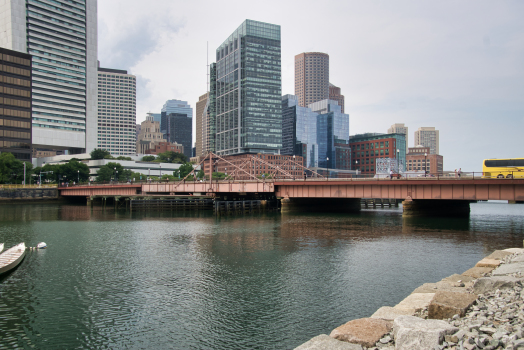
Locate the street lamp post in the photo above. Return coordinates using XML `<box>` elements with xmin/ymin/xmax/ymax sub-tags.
<box><xmin>326</xmin><ymin>157</ymin><xmax>329</xmax><ymax>179</ymax></box>
<box><xmin>397</xmin><ymin>149</ymin><xmax>400</xmax><ymax>175</ymax></box>
<box><xmin>424</xmin><ymin>152</ymin><xmax>427</xmax><ymax>177</ymax></box>
<box><xmin>77</xmin><ymin>170</ymin><xmax>80</xmax><ymax>184</ymax></box>
<box><xmin>113</xmin><ymin>167</ymin><xmax>116</xmax><ymax>183</ymax></box>
<box><xmin>293</xmin><ymin>155</ymin><xmax>296</xmax><ymax>180</ymax></box>
<box><xmin>159</xmin><ymin>164</ymin><xmax>161</xmax><ymax>179</ymax></box>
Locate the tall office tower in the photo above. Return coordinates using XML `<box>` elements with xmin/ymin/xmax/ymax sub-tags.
<box><xmin>195</xmin><ymin>92</ymin><xmax>208</xmax><ymax>157</ymax></box>
<box><xmin>213</xmin><ymin>20</ymin><xmax>282</xmax><ymax>155</ymax></box>
<box><xmin>0</xmin><ymin>0</ymin><xmax>98</xmax><ymax>156</ymax></box>
<box><xmin>328</xmin><ymin>83</ymin><xmax>345</xmax><ymax>113</ymax></box>
<box><xmin>136</xmin><ymin>113</ymin><xmax>164</xmax><ymax>154</ymax></box>
<box><xmin>414</xmin><ymin>127</ymin><xmax>439</xmax><ymax>154</ymax></box>
<box><xmin>0</xmin><ymin>47</ymin><xmax>32</xmax><ymax>160</ymax></box>
<box><xmin>97</xmin><ymin>67</ymin><xmax>136</xmax><ymax>156</ymax></box>
<box><xmin>207</xmin><ymin>63</ymin><xmax>216</xmax><ymax>154</ymax></box>
<box><xmin>160</xmin><ymin>100</ymin><xmax>192</xmax><ymax>135</ymax></box>
<box><xmin>294</xmin><ymin>52</ymin><xmax>329</xmax><ymax>108</ymax></box>
<box><xmin>165</xmin><ymin>113</ymin><xmax>192</xmax><ymax>159</ymax></box>
<box><xmin>388</xmin><ymin>123</ymin><xmax>408</xmax><ymax>147</ymax></box>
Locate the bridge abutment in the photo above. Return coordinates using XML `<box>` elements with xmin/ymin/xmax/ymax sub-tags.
<box><xmin>281</xmin><ymin>198</ymin><xmax>361</xmax><ymax>213</ymax></box>
<box><xmin>402</xmin><ymin>199</ymin><xmax>470</xmax><ymax>217</ymax></box>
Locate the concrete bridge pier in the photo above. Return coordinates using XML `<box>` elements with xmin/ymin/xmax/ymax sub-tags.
<box><xmin>281</xmin><ymin>197</ymin><xmax>361</xmax><ymax>213</ymax></box>
<box><xmin>402</xmin><ymin>199</ymin><xmax>470</xmax><ymax>217</ymax></box>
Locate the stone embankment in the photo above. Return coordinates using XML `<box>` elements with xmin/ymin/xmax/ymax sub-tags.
<box><xmin>294</xmin><ymin>248</ymin><xmax>524</xmax><ymax>350</ymax></box>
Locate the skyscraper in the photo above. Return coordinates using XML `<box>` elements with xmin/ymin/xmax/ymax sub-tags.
<box><xmin>97</xmin><ymin>67</ymin><xmax>136</xmax><ymax>156</ymax></box>
<box><xmin>213</xmin><ymin>19</ymin><xmax>282</xmax><ymax>155</ymax></box>
<box><xmin>388</xmin><ymin>123</ymin><xmax>408</xmax><ymax>148</ymax></box>
<box><xmin>295</xmin><ymin>52</ymin><xmax>329</xmax><ymax>108</ymax></box>
<box><xmin>0</xmin><ymin>0</ymin><xmax>98</xmax><ymax>156</ymax></box>
<box><xmin>160</xmin><ymin>100</ymin><xmax>192</xmax><ymax>135</ymax></box>
<box><xmin>414</xmin><ymin>127</ymin><xmax>439</xmax><ymax>155</ymax></box>
<box><xmin>165</xmin><ymin>113</ymin><xmax>192</xmax><ymax>159</ymax></box>
<box><xmin>195</xmin><ymin>92</ymin><xmax>208</xmax><ymax>157</ymax></box>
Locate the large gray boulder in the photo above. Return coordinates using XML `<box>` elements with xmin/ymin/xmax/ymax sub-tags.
<box><xmin>473</xmin><ymin>276</ymin><xmax>522</xmax><ymax>294</ymax></box>
<box><xmin>491</xmin><ymin>262</ymin><xmax>524</xmax><ymax>276</ymax></box>
<box><xmin>371</xmin><ymin>306</ymin><xmax>412</xmax><ymax>321</ymax></box>
<box><xmin>294</xmin><ymin>335</ymin><xmax>363</xmax><ymax>350</ymax></box>
<box><xmin>393</xmin><ymin>316</ymin><xmax>458</xmax><ymax>350</ymax></box>
<box><xmin>462</xmin><ymin>266</ymin><xmax>494</xmax><ymax>278</ymax></box>
<box><xmin>486</xmin><ymin>250</ymin><xmax>513</xmax><ymax>260</ymax></box>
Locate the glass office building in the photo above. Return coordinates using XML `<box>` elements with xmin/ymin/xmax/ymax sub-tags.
<box><xmin>282</xmin><ymin>96</ymin><xmax>350</xmax><ymax>169</ymax></box>
<box><xmin>214</xmin><ymin>20</ymin><xmax>282</xmax><ymax>155</ymax></box>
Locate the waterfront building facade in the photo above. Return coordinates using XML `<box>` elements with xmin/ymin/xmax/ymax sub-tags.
<box><xmin>388</xmin><ymin>123</ymin><xmax>409</xmax><ymax>148</ymax></box>
<box><xmin>406</xmin><ymin>145</ymin><xmax>444</xmax><ymax>174</ymax></box>
<box><xmin>0</xmin><ymin>0</ymin><xmax>98</xmax><ymax>156</ymax></box>
<box><xmin>282</xmin><ymin>95</ymin><xmax>350</xmax><ymax>170</ymax></box>
<box><xmin>328</xmin><ymin>83</ymin><xmax>344</xmax><ymax>113</ymax></box>
<box><xmin>294</xmin><ymin>52</ymin><xmax>329</xmax><ymax>108</ymax></box>
<box><xmin>414</xmin><ymin>127</ymin><xmax>439</xmax><ymax>155</ymax></box>
<box><xmin>213</xmin><ymin>20</ymin><xmax>282</xmax><ymax>156</ymax></box>
<box><xmin>97</xmin><ymin>67</ymin><xmax>136</xmax><ymax>156</ymax></box>
<box><xmin>136</xmin><ymin>113</ymin><xmax>164</xmax><ymax>154</ymax></box>
<box><xmin>195</xmin><ymin>92</ymin><xmax>208</xmax><ymax>157</ymax></box>
<box><xmin>0</xmin><ymin>47</ymin><xmax>32</xmax><ymax>160</ymax></box>
<box><xmin>350</xmin><ymin>133</ymin><xmax>406</xmax><ymax>175</ymax></box>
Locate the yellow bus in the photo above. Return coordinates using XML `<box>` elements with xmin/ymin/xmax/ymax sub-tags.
<box><xmin>482</xmin><ymin>158</ymin><xmax>524</xmax><ymax>179</ymax></box>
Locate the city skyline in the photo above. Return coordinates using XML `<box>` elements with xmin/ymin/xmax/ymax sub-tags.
<box><xmin>97</xmin><ymin>0</ymin><xmax>524</xmax><ymax>171</ymax></box>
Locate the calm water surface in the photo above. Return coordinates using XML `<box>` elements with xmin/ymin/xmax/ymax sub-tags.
<box><xmin>0</xmin><ymin>201</ymin><xmax>523</xmax><ymax>349</ymax></box>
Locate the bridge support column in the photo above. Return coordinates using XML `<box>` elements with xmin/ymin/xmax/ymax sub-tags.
<box><xmin>402</xmin><ymin>199</ymin><xmax>470</xmax><ymax>217</ymax></box>
<box><xmin>281</xmin><ymin>198</ymin><xmax>361</xmax><ymax>213</ymax></box>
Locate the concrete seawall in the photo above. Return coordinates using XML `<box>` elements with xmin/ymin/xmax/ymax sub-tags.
<box><xmin>295</xmin><ymin>247</ymin><xmax>524</xmax><ymax>350</ymax></box>
<box><xmin>0</xmin><ymin>188</ymin><xmax>59</xmax><ymax>201</ymax></box>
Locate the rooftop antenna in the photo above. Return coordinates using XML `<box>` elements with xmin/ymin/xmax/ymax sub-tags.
<box><xmin>206</xmin><ymin>41</ymin><xmax>209</xmax><ymax>94</ymax></box>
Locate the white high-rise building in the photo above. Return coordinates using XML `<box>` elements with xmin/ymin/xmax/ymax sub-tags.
<box><xmin>388</xmin><ymin>123</ymin><xmax>409</xmax><ymax>147</ymax></box>
<box><xmin>97</xmin><ymin>67</ymin><xmax>136</xmax><ymax>156</ymax></box>
<box><xmin>414</xmin><ymin>127</ymin><xmax>439</xmax><ymax>155</ymax></box>
<box><xmin>0</xmin><ymin>0</ymin><xmax>98</xmax><ymax>156</ymax></box>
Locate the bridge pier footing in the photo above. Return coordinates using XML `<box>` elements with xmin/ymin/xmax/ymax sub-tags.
<box><xmin>281</xmin><ymin>198</ymin><xmax>361</xmax><ymax>213</ymax></box>
<box><xmin>402</xmin><ymin>199</ymin><xmax>470</xmax><ymax>217</ymax></box>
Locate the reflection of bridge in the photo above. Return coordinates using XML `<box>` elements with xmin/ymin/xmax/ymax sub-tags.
<box><xmin>60</xmin><ymin>178</ymin><xmax>524</xmax><ymax>216</ymax></box>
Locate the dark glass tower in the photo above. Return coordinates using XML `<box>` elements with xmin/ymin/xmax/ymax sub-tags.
<box><xmin>214</xmin><ymin>20</ymin><xmax>281</xmax><ymax>155</ymax></box>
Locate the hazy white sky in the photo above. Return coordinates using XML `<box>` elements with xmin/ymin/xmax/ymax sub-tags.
<box><xmin>98</xmin><ymin>0</ymin><xmax>524</xmax><ymax>171</ymax></box>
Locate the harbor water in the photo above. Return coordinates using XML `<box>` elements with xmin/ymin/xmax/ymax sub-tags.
<box><xmin>0</xmin><ymin>201</ymin><xmax>523</xmax><ymax>349</ymax></box>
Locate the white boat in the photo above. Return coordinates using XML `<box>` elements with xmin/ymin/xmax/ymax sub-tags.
<box><xmin>0</xmin><ymin>243</ymin><xmax>26</xmax><ymax>275</ymax></box>
<box><xmin>0</xmin><ymin>243</ymin><xmax>3</xmax><ymax>253</ymax></box>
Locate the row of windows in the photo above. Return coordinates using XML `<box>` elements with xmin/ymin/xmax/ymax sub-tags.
<box><xmin>0</xmin><ymin>97</ymin><xmax>31</xmax><ymax>108</ymax></box>
<box><xmin>352</xmin><ymin>141</ymin><xmax>390</xmax><ymax>150</ymax></box>
<box><xmin>33</xmin><ymin>123</ymin><xmax>83</xmax><ymax>131</ymax></box>
<box><xmin>0</xmin><ymin>86</ymin><xmax>31</xmax><ymax>98</ymax></box>
<box><xmin>0</xmin><ymin>75</ymin><xmax>31</xmax><ymax>87</ymax></box>
<box><xmin>0</xmin><ymin>108</ymin><xmax>31</xmax><ymax>119</ymax></box>
<box><xmin>0</xmin><ymin>141</ymin><xmax>31</xmax><ymax>149</ymax></box>
<box><xmin>0</xmin><ymin>64</ymin><xmax>31</xmax><ymax>77</ymax></box>
<box><xmin>0</xmin><ymin>118</ymin><xmax>31</xmax><ymax>129</ymax></box>
<box><xmin>0</xmin><ymin>130</ymin><xmax>31</xmax><ymax>139</ymax></box>
<box><xmin>1</xmin><ymin>54</ymin><xmax>31</xmax><ymax>66</ymax></box>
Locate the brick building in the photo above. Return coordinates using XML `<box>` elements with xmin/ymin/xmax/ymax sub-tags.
<box><xmin>406</xmin><ymin>146</ymin><xmax>443</xmax><ymax>174</ymax></box>
<box><xmin>349</xmin><ymin>133</ymin><xmax>406</xmax><ymax>176</ymax></box>
<box><xmin>145</xmin><ymin>142</ymin><xmax>184</xmax><ymax>156</ymax></box>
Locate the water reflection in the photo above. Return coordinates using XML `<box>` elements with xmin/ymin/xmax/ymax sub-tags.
<box><xmin>0</xmin><ymin>202</ymin><xmax>522</xmax><ymax>349</ymax></box>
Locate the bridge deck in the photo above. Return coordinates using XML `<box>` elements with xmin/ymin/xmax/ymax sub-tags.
<box><xmin>59</xmin><ymin>178</ymin><xmax>524</xmax><ymax>201</ymax></box>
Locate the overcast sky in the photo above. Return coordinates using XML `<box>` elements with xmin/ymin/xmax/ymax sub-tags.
<box><xmin>98</xmin><ymin>0</ymin><xmax>524</xmax><ymax>172</ymax></box>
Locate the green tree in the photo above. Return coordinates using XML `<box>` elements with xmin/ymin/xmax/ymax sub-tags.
<box><xmin>95</xmin><ymin>162</ymin><xmax>132</xmax><ymax>182</ymax></box>
<box><xmin>141</xmin><ymin>155</ymin><xmax>156</xmax><ymax>161</ymax></box>
<box><xmin>90</xmin><ymin>148</ymin><xmax>112</xmax><ymax>160</ymax></box>
<box><xmin>172</xmin><ymin>162</ymin><xmax>194</xmax><ymax>179</ymax></box>
<box><xmin>0</xmin><ymin>153</ymin><xmax>32</xmax><ymax>184</ymax></box>
<box><xmin>212</xmin><ymin>172</ymin><xmax>227</xmax><ymax>180</ymax></box>
<box><xmin>157</xmin><ymin>151</ymin><xmax>187</xmax><ymax>164</ymax></box>
<box><xmin>58</xmin><ymin>160</ymin><xmax>90</xmax><ymax>183</ymax></box>
<box><xmin>116</xmin><ymin>156</ymin><xmax>133</xmax><ymax>161</ymax></box>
